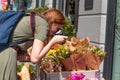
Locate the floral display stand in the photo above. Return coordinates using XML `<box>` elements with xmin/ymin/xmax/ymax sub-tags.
<box><xmin>17</xmin><ymin>37</ymin><xmax>106</xmax><ymax>80</ymax></box>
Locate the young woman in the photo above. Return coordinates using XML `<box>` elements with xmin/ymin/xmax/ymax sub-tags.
<box><xmin>0</xmin><ymin>8</ymin><xmax>68</xmax><ymax>80</ymax></box>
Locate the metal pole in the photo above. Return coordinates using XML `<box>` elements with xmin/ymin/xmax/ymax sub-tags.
<box><xmin>74</xmin><ymin>0</ymin><xmax>79</xmax><ymax>36</ymax></box>
<box><xmin>65</xmin><ymin>0</ymin><xmax>69</xmax><ymax>17</ymax></box>
<box><xmin>36</xmin><ymin>63</ymin><xmax>40</xmax><ymax>80</ymax></box>
<box><xmin>52</xmin><ymin>0</ymin><xmax>56</xmax><ymax>8</ymax></box>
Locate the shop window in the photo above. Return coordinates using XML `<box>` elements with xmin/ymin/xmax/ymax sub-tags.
<box><xmin>68</xmin><ymin>0</ymin><xmax>75</xmax><ymax>24</ymax></box>
<box><xmin>12</xmin><ymin>0</ymin><xmax>32</xmax><ymax>11</ymax></box>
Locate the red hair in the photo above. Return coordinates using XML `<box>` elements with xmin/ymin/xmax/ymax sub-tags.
<box><xmin>41</xmin><ymin>8</ymin><xmax>66</xmax><ymax>25</ymax></box>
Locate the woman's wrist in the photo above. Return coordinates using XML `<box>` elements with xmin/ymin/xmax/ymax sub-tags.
<box><xmin>48</xmin><ymin>39</ymin><xmax>55</xmax><ymax>47</ymax></box>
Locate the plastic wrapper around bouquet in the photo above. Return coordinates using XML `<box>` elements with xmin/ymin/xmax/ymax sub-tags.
<box><xmin>60</xmin><ymin>53</ymin><xmax>86</xmax><ymax>71</ymax></box>
<box><xmin>60</xmin><ymin>51</ymin><xmax>104</xmax><ymax>71</ymax></box>
<box><xmin>85</xmin><ymin>51</ymin><xmax>102</xmax><ymax>70</ymax></box>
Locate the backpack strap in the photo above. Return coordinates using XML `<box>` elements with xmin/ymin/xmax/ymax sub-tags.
<box><xmin>30</xmin><ymin>12</ymin><xmax>36</xmax><ymax>36</ymax></box>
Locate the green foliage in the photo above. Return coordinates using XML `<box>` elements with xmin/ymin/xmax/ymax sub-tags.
<box><xmin>27</xmin><ymin>6</ymin><xmax>49</xmax><ymax>14</ymax></box>
<box><xmin>88</xmin><ymin>46</ymin><xmax>103</xmax><ymax>54</ymax></box>
<box><xmin>29</xmin><ymin>65</ymin><xmax>36</xmax><ymax>73</ymax></box>
<box><xmin>62</xmin><ymin>17</ymin><xmax>77</xmax><ymax>40</ymax></box>
<box><xmin>17</xmin><ymin>63</ymin><xmax>24</xmax><ymax>72</ymax></box>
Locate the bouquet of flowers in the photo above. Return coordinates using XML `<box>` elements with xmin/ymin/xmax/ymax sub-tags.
<box><xmin>40</xmin><ymin>37</ymin><xmax>106</xmax><ymax>72</ymax></box>
<box><xmin>40</xmin><ymin>44</ymin><xmax>63</xmax><ymax>73</ymax></box>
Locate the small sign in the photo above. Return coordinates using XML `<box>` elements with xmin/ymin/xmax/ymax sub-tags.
<box><xmin>84</xmin><ymin>0</ymin><xmax>93</xmax><ymax>11</ymax></box>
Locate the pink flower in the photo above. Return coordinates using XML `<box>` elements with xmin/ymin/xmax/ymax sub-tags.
<box><xmin>69</xmin><ymin>73</ymin><xmax>85</xmax><ymax>80</ymax></box>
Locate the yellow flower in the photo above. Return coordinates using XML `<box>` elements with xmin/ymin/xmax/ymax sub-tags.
<box><xmin>46</xmin><ymin>50</ymin><xmax>56</xmax><ymax>57</ymax></box>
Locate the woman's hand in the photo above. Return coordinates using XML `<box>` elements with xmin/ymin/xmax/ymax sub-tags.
<box><xmin>50</xmin><ymin>35</ymin><xmax>68</xmax><ymax>44</ymax></box>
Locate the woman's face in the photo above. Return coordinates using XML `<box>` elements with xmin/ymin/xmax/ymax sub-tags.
<box><xmin>50</xmin><ymin>22</ymin><xmax>64</xmax><ymax>35</ymax></box>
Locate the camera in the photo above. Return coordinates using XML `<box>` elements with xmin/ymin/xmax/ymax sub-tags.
<box><xmin>54</xmin><ymin>29</ymin><xmax>66</xmax><ymax>36</ymax></box>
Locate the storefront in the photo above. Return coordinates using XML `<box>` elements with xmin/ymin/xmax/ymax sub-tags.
<box><xmin>1</xmin><ymin>0</ymin><xmax>119</xmax><ymax>80</ymax></box>
<box><xmin>111</xmin><ymin>0</ymin><xmax>120</xmax><ymax>80</ymax></box>
<box><xmin>103</xmin><ymin>0</ymin><xmax>120</xmax><ymax>80</ymax></box>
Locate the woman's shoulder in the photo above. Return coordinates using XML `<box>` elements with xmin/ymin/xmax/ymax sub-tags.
<box><xmin>35</xmin><ymin>15</ymin><xmax>48</xmax><ymax>26</ymax></box>
<box><xmin>36</xmin><ymin>16</ymin><xmax>47</xmax><ymax>23</ymax></box>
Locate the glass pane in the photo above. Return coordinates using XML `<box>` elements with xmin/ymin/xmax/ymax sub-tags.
<box><xmin>12</xmin><ymin>0</ymin><xmax>32</xmax><ymax>11</ymax></box>
<box><xmin>112</xmin><ymin>0</ymin><xmax>120</xmax><ymax>80</ymax></box>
